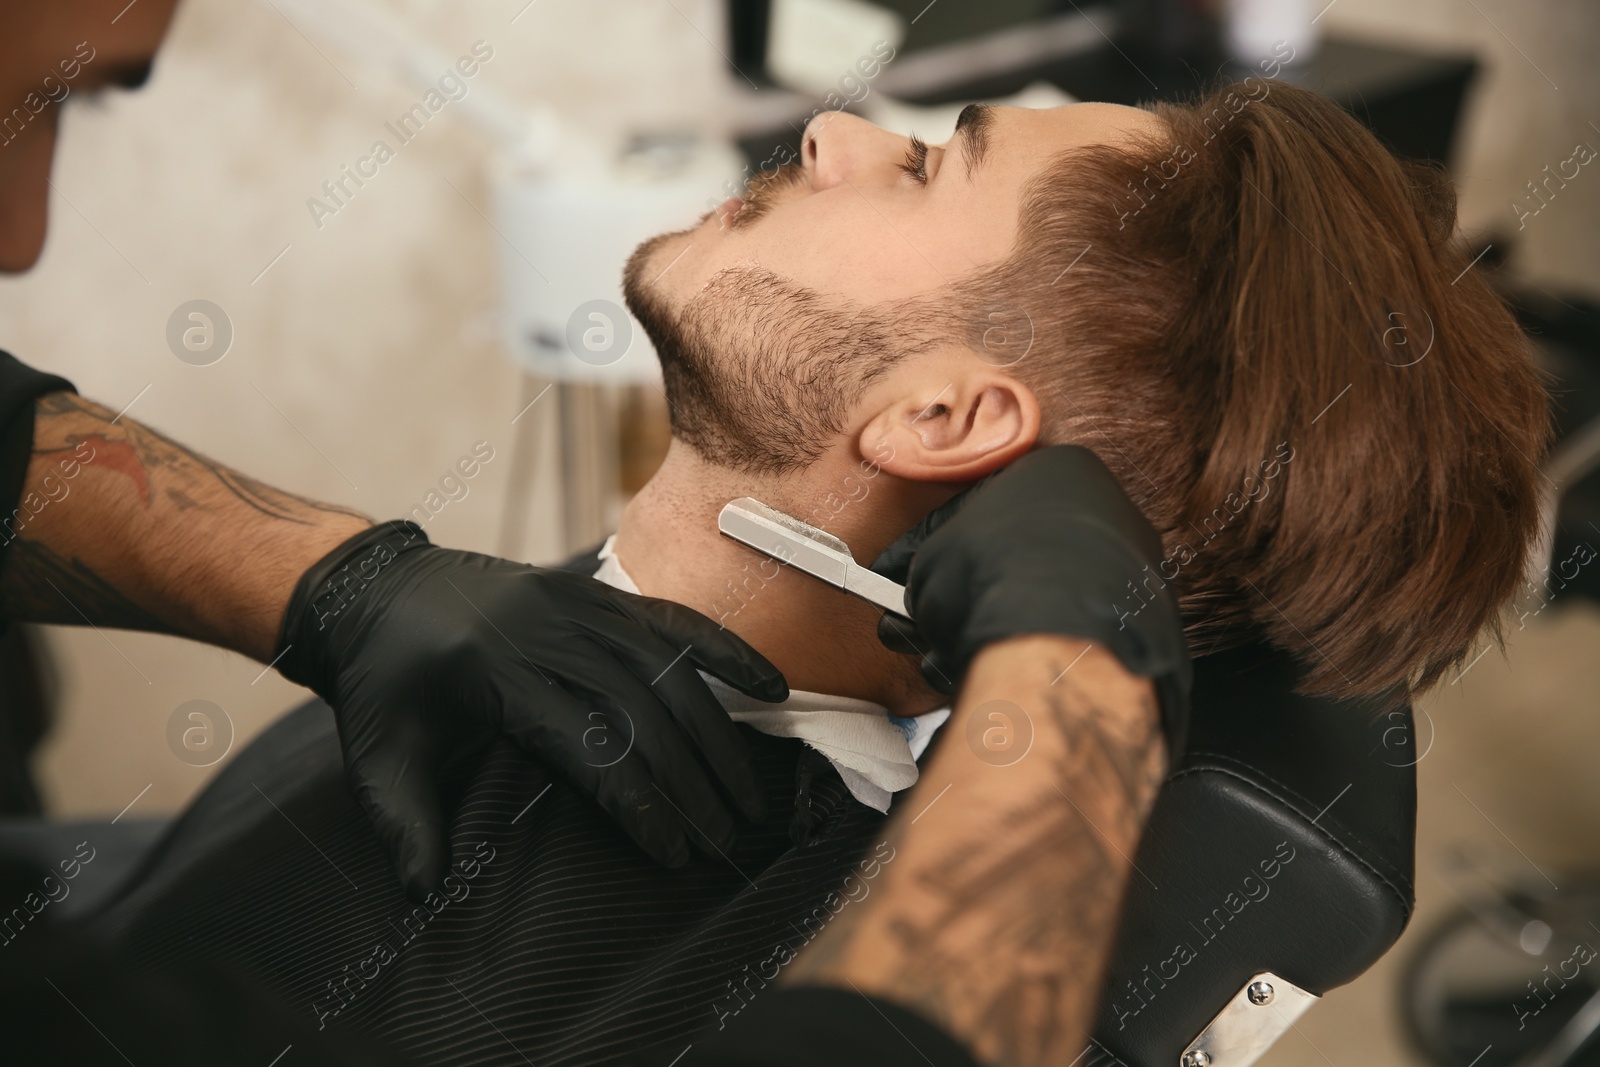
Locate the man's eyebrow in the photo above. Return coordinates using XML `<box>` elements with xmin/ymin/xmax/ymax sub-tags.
<box><xmin>952</xmin><ymin>103</ymin><xmax>994</xmax><ymax>179</ymax></box>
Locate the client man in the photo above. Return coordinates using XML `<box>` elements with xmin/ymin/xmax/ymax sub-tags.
<box><xmin>618</xmin><ymin>82</ymin><xmax>1544</xmax><ymax>708</ymax></box>
<box><xmin>37</xmin><ymin>80</ymin><xmax>1545</xmax><ymax>1067</ymax></box>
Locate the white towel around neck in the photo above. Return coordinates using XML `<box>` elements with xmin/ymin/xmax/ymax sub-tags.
<box><xmin>593</xmin><ymin>536</ymin><xmax>950</xmax><ymax>812</ymax></box>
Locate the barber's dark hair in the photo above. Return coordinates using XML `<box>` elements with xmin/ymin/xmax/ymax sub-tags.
<box><xmin>948</xmin><ymin>80</ymin><xmax>1549</xmax><ymax>701</ymax></box>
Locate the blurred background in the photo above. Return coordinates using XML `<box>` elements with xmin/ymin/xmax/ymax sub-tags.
<box><xmin>0</xmin><ymin>0</ymin><xmax>1596</xmax><ymax>1064</ymax></box>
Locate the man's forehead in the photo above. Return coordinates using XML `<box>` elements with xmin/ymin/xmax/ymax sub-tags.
<box><xmin>988</xmin><ymin>102</ymin><xmax>1168</xmax><ymax>160</ymax></box>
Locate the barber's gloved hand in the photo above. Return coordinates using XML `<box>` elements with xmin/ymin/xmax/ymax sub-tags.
<box><xmin>871</xmin><ymin>446</ymin><xmax>1191</xmax><ymax>758</ymax></box>
<box><xmin>277</xmin><ymin>522</ymin><xmax>787</xmax><ymax>901</ymax></box>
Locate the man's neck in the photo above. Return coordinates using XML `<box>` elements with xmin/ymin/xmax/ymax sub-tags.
<box><xmin>613</xmin><ymin>441</ymin><xmax>944</xmax><ymax>715</ymax></box>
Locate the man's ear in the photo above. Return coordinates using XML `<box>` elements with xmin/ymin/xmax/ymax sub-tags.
<box><xmin>857</xmin><ymin>363</ymin><xmax>1041</xmax><ymax>483</ymax></box>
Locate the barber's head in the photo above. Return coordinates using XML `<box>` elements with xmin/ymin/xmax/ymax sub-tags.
<box><xmin>625</xmin><ymin>81</ymin><xmax>1549</xmax><ymax>704</ymax></box>
<box><xmin>0</xmin><ymin>0</ymin><xmax>181</xmax><ymax>272</ymax></box>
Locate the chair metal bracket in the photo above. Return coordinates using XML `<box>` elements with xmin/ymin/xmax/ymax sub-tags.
<box><xmin>1178</xmin><ymin>972</ymin><xmax>1318</xmax><ymax>1067</ymax></box>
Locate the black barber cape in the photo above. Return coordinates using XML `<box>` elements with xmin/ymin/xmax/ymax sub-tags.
<box><xmin>92</xmin><ymin>696</ymin><xmax>902</xmax><ymax>1065</ymax></box>
<box><xmin>0</xmin><ymin>350</ymin><xmax>979</xmax><ymax>1067</ymax></box>
<box><xmin>82</xmin><ymin>697</ymin><xmax>976</xmax><ymax>1066</ymax></box>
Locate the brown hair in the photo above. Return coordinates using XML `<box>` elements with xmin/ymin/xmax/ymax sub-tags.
<box><xmin>946</xmin><ymin>80</ymin><xmax>1550</xmax><ymax>702</ymax></box>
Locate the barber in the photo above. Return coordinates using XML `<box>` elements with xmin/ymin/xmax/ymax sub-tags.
<box><xmin>0</xmin><ymin>0</ymin><xmax>785</xmax><ymax>902</ymax></box>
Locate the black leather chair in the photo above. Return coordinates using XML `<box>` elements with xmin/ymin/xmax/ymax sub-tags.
<box><xmin>1091</xmin><ymin>642</ymin><xmax>1417</xmax><ymax>1066</ymax></box>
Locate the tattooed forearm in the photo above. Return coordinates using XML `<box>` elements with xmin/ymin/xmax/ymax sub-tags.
<box><xmin>210</xmin><ymin>465</ymin><xmax>369</xmax><ymax>524</ymax></box>
<box><xmin>0</xmin><ymin>391</ymin><xmax>371</xmax><ymax>659</ymax></box>
<box><xmin>30</xmin><ymin>391</ymin><xmax>367</xmax><ymax>524</ymax></box>
<box><xmin>0</xmin><ymin>540</ymin><xmax>175</xmax><ymax>633</ymax></box>
<box><xmin>784</xmin><ymin>636</ymin><xmax>1166</xmax><ymax>1067</ymax></box>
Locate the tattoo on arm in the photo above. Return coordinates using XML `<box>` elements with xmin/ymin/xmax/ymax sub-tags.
<box><xmin>30</xmin><ymin>392</ymin><xmax>365</xmax><ymax>524</ymax></box>
<box><xmin>0</xmin><ymin>391</ymin><xmax>369</xmax><ymax>644</ymax></box>
<box><xmin>0</xmin><ymin>540</ymin><xmax>175</xmax><ymax>634</ymax></box>
<box><xmin>786</xmin><ymin>643</ymin><xmax>1165</xmax><ymax>1067</ymax></box>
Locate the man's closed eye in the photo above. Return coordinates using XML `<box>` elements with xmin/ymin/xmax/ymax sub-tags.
<box><xmin>898</xmin><ymin>136</ymin><xmax>929</xmax><ymax>185</ymax></box>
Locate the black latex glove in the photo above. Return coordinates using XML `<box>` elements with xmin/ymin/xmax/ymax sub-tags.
<box><xmin>871</xmin><ymin>446</ymin><xmax>1192</xmax><ymax>757</ymax></box>
<box><xmin>277</xmin><ymin>522</ymin><xmax>787</xmax><ymax>901</ymax></box>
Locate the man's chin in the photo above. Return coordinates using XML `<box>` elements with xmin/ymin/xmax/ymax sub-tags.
<box><xmin>623</xmin><ymin>229</ymin><xmax>678</xmax><ymax>322</ymax></box>
<box><xmin>623</xmin><ymin>227</ymin><xmax>691</xmax><ymax>303</ymax></box>
<box><xmin>0</xmin><ymin>126</ymin><xmax>56</xmax><ymax>274</ymax></box>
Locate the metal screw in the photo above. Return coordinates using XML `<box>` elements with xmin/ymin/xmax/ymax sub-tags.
<box><xmin>1181</xmin><ymin>1051</ymin><xmax>1212</xmax><ymax>1067</ymax></box>
<box><xmin>1247</xmin><ymin>980</ymin><xmax>1275</xmax><ymax>1006</ymax></box>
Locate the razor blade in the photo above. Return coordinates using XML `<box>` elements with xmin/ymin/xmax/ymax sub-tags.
<box><xmin>717</xmin><ymin>497</ymin><xmax>909</xmax><ymax>619</ymax></box>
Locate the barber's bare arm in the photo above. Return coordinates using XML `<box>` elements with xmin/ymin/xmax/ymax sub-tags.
<box><xmin>0</xmin><ymin>391</ymin><xmax>370</xmax><ymax>659</ymax></box>
<box><xmin>787</xmin><ymin>635</ymin><xmax>1163</xmax><ymax>1066</ymax></box>
<box><xmin>0</xmin><ymin>387</ymin><xmax>789</xmax><ymax>902</ymax></box>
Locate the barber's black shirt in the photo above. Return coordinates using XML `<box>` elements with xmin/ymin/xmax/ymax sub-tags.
<box><xmin>0</xmin><ymin>352</ymin><xmax>73</xmax><ymax>813</ymax></box>
<box><xmin>0</xmin><ymin>351</ymin><xmax>75</xmax><ymax>574</ymax></box>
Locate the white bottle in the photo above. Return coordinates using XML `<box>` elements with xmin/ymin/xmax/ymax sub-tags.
<box><xmin>1226</xmin><ymin>0</ymin><xmax>1321</xmax><ymax>68</ymax></box>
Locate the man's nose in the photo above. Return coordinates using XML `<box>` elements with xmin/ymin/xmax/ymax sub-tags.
<box><xmin>802</xmin><ymin>112</ymin><xmax>912</xmax><ymax>192</ymax></box>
